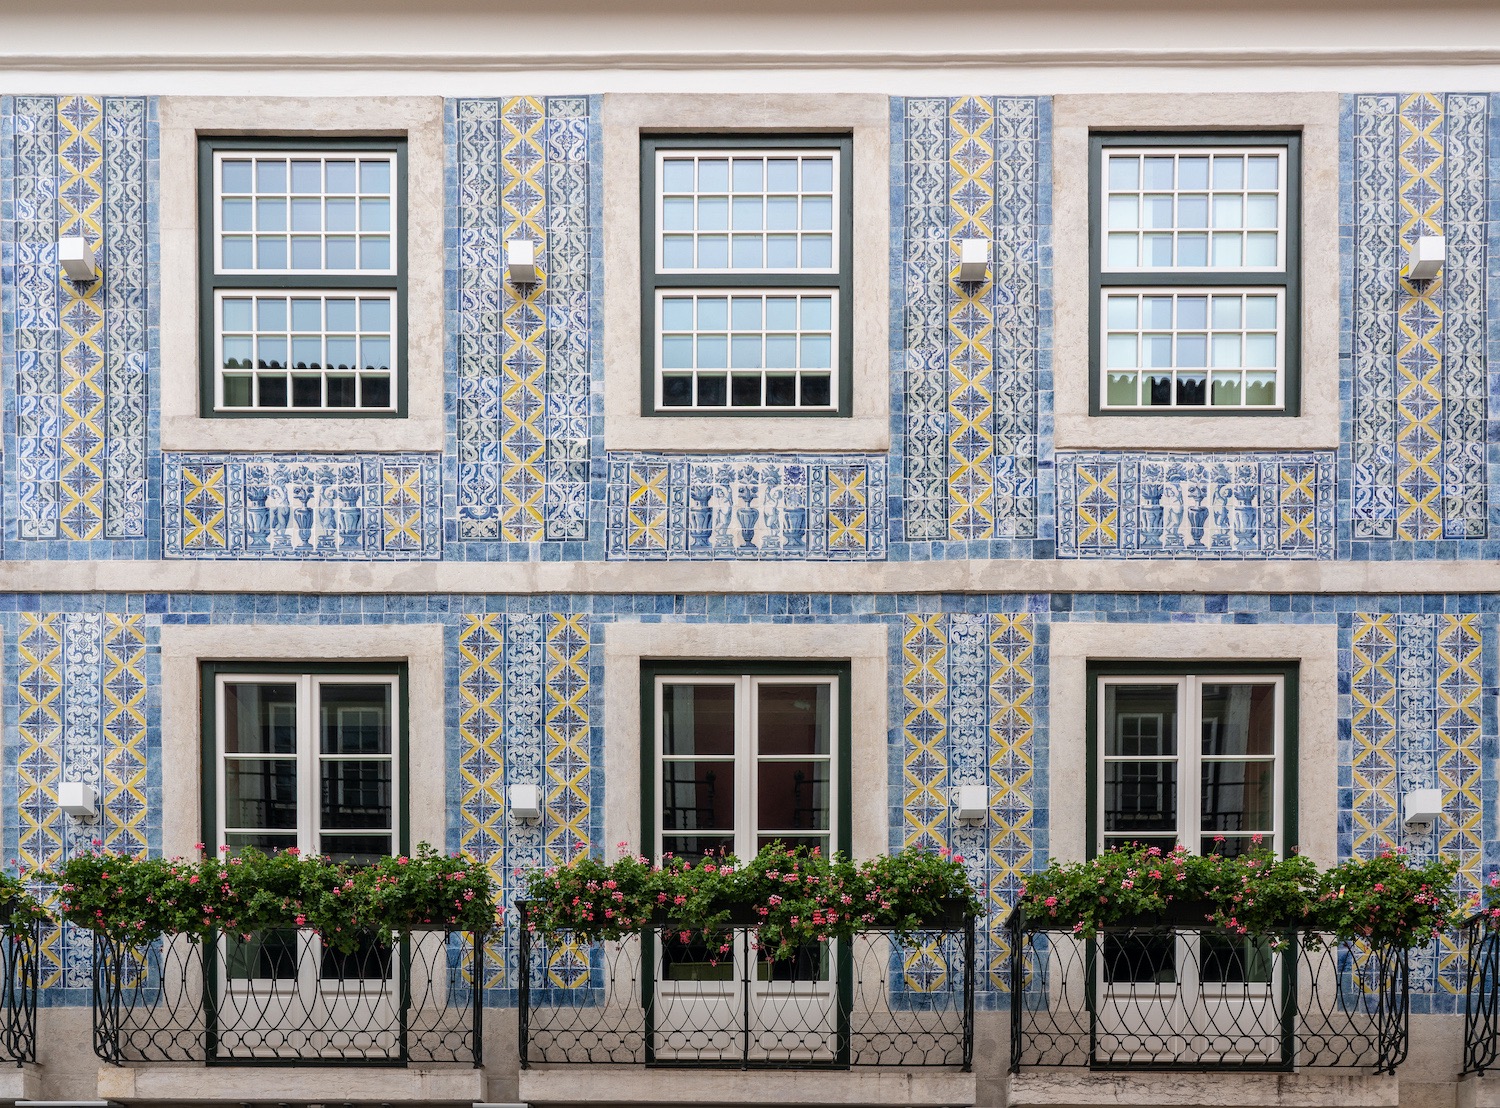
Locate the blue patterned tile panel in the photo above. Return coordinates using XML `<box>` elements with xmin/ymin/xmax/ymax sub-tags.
<box><xmin>1055</xmin><ymin>451</ymin><xmax>1337</xmax><ymax>559</ymax></box>
<box><xmin>1</xmin><ymin>95</ymin><xmax>158</xmax><ymax>554</ymax></box>
<box><xmin>162</xmin><ymin>453</ymin><xmax>442</xmax><ymax>559</ymax></box>
<box><xmin>6</xmin><ymin>611</ymin><xmax>157</xmax><ymax>1004</ymax></box>
<box><xmin>1343</xmin><ymin>92</ymin><xmax>1492</xmax><ymax>548</ymax></box>
<box><xmin>448</xmin><ymin>97</ymin><xmax>596</xmax><ymax>546</ymax></box>
<box><xmin>1343</xmin><ymin>612</ymin><xmax>1483</xmax><ymax>1005</ymax></box>
<box><xmin>604</xmin><ymin>453</ymin><xmax>888</xmax><ymax>560</ymax></box>
<box><xmin>896</xmin><ymin>97</ymin><xmax>1047</xmax><ymax>545</ymax></box>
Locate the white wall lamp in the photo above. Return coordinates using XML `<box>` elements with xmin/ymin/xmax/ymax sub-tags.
<box><xmin>1402</xmin><ymin>788</ymin><xmax>1444</xmax><ymax>834</ymax></box>
<box><xmin>953</xmin><ymin>784</ymin><xmax>989</xmax><ymax>824</ymax></box>
<box><xmin>1406</xmin><ymin>234</ymin><xmax>1445</xmax><ymax>281</ymax></box>
<box><xmin>58</xmin><ymin>235</ymin><xmax>99</xmax><ymax>283</ymax></box>
<box><xmin>508</xmin><ymin>782</ymin><xmax>542</xmax><ymax>822</ymax></box>
<box><xmin>957</xmin><ymin>237</ymin><xmax>990</xmax><ymax>284</ymax></box>
<box><xmin>506</xmin><ymin>239</ymin><xmax>539</xmax><ymax>285</ymax></box>
<box><xmin>58</xmin><ymin>781</ymin><xmax>99</xmax><ymax>824</ymax></box>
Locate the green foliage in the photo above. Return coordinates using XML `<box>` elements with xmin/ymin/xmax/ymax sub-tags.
<box><xmin>1020</xmin><ymin>841</ymin><xmax>1459</xmax><ymax>949</ymax></box>
<box><xmin>51</xmin><ymin>843</ymin><xmax>495</xmax><ymax>952</ymax></box>
<box><xmin>1313</xmin><ymin>851</ymin><xmax>1458</xmax><ymax>949</ymax></box>
<box><xmin>0</xmin><ymin>870</ymin><xmax>50</xmax><ymax>927</ymax></box>
<box><xmin>522</xmin><ymin>842</ymin><xmax>980</xmax><ymax>959</ymax></box>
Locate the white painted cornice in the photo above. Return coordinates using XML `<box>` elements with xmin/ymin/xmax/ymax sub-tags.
<box><xmin>5</xmin><ymin>46</ymin><xmax>1500</xmax><ymax>72</ymax></box>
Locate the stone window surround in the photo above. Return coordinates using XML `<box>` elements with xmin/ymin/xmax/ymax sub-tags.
<box><xmin>601</xmin><ymin>621</ymin><xmax>889</xmax><ymax>858</ymax></box>
<box><xmin>158</xmin><ymin>96</ymin><xmax>445</xmax><ymax>452</ymax></box>
<box><xmin>1053</xmin><ymin>92</ymin><xmax>1340</xmax><ymax>450</ymax></box>
<box><xmin>158</xmin><ymin>622</ymin><xmax>446</xmax><ymax>858</ymax></box>
<box><xmin>1048</xmin><ymin>620</ymin><xmax>1338</xmax><ymax>868</ymax></box>
<box><xmin>602</xmin><ymin>93</ymin><xmax>891</xmax><ymax>453</ymax></box>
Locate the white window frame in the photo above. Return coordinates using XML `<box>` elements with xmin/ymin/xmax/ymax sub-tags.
<box><xmin>212</xmin><ymin>149</ymin><xmax>400</xmax><ymax>279</ymax></box>
<box><xmin>1097</xmin><ymin>286</ymin><xmax>1286</xmax><ymax>411</ymax></box>
<box><xmin>653</xmin><ymin>146</ymin><xmax>842</xmax><ymax>277</ymax></box>
<box><xmin>1095</xmin><ymin>673</ymin><xmax>1284</xmax><ymax>858</ymax></box>
<box><xmin>1093</xmin><ymin>136</ymin><xmax>1298</xmax><ymax>415</ymax></box>
<box><xmin>1098</xmin><ymin>146</ymin><xmax>1288</xmax><ymax>275</ymax></box>
<box><xmin>212</xmin><ymin>288</ymin><xmax>399</xmax><ymax>413</ymax></box>
<box><xmin>652</xmin><ymin>287</ymin><xmax>840</xmax><ymax>413</ymax></box>
<box><xmin>215</xmin><ymin>671</ymin><xmax>402</xmax><ymax>860</ymax></box>
<box><xmin>652</xmin><ymin>673</ymin><xmax>840</xmax><ymax>861</ymax></box>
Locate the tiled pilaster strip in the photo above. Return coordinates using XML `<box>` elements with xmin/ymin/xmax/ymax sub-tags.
<box><xmin>1437</xmin><ymin>93</ymin><xmax>1488</xmax><ymax>539</ymax></box>
<box><xmin>900</xmin><ymin>98</ymin><xmax>951</xmax><ymax>541</ymax></box>
<box><xmin>541</xmin><ymin>98</ymin><xmax>592</xmax><ymax>543</ymax></box>
<box><xmin>11</xmin><ymin>97</ymin><xmax>63</xmax><ymax>540</ymax></box>
<box><xmin>100</xmin><ymin>97</ymin><xmax>150</xmax><ymax>540</ymax></box>
<box><xmin>945</xmin><ymin>98</ymin><xmax>997</xmax><ymax>540</ymax></box>
<box><xmin>453</xmin><ymin>100</ymin><xmax>505</xmax><ymax>538</ymax></box>
<box><xmin>1395</xmin><ymin>93</ymin><xmax>1446</xmax><ymax>541</ymax></box>
<box><xmin>986</xmin><ymin>613</ymin><xmax>1034</xmax><ymax>993</ymax></box>
<box><xmin>989</xmin><ymin>98</ymin><xmax>1040</xmax><ymax>538</ymax></box>
<box><xmin>498</xmin><ymin>98</ymin><xmax>549</xmax><ymax>542</ymax></box>
<box><xmin>1349</xmin><ymin>95</ymin><xmax>1401</xmax><ymax>541</ymax></box>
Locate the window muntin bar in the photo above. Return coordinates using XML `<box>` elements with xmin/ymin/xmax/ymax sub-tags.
<box><xmin>657</xmin><ymin>149</ymin><xmax>839</xmax><ymax>275</ymax></box>
<box><xmin>215</xmin><ymin>151</ymin><xmax>397</xmax><ymax>277</ymax></box>
<box><xmin>1101</xmin><ymin>148</ymin><xmax>1286</xmax><ymax>274</ymax></box>
<box><xmin>656</xmin><ymin>289</ymin><xmax>837</xmax><ymax>411</ymax></box>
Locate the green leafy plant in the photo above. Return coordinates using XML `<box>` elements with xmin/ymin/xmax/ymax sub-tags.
<box><xmin>50</xmin><ymin>843</ymin><xmax>495</xmax><ymax>952</ymax></box>
<box><xmin>1020</xmin><ymin>840</ymin><xmax>1458</xmax><ymax>950</ymax></box>
<box><xmin>1313</xmin><ymin>850</ymin><xmax>1457</xmax><ymax>948</ymax></box>
<box><xmin>0</xmin><ymin>871</ymin><xmax>50</xmax><ymax>926</ymax></box>
<box><xmin>522</xmin><ymin>842</ymin><xmax>980</xmax><ymax>960</ymax></box>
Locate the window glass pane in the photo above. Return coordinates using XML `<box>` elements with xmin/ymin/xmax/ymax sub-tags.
<box><xmin>1201</xmin><ymin>684</ymin><xmax>1276</xmax><ymax>756</ymax></box>
<box><xmin>225</xmin><ymin>759</ymin><xmax>298</xmax><ymax>829</ymax></box>
<box><xmin>224</xmin><ymin>683</ymin><xmax>298</xmax><ymax>754</ymax></box>
<box><xmin>661</xmin><ymin>761</ymin><xmax>735</xmax><ymax>834</ymax></box>
<box><xmin>217</xmin><ymin>293</ymin><xmax>396</xmax><ymax>412</ymax></box>
<box><xmin>319</xmin><ymin>834</ymin><xmax>393</xmax><ymax>866</ymax></box>
<box><xmin>757</xmin><ymin>761</ymin><xmax>830</xmax><ymax>833</ymax></box>
<box><xmin>656</xmin><ymin>291</ymin><xmax>837</xmax><ymax>412</ymax></box>
<box><xmin>1200</xmin><ymin>759</ymin><xmax>1275</xmax><ymax>834</ymax></box>
<box><xmin>320</xmin><ymin>759</ymin><xmax>392</xmax><ymax>829</ymax></box>
<box><xmin>320</xmin><ymin>683</ymin><xmax>392</xmax><ymax>755</ymax></box>
<box><xmin>1104</xmin><ymin>684</ymin><xmax>1178</xmax><ymax>756</ymax></box>
<box><xmin>1101</xmin><ymin>145</ymin><xmax>1285</xmax><ymax>272</ymax></box>
<box><xmin>225</xmin><ymin>831</ymin><xmax>299</xmax><ymax>856</ymax></box>
<box><xmin>657</xmin><ymin>148</ymin><xmax>840</xmax><ymax>273</ymax></box>
<box><xmin>662</xmin><ymin>683</ymin><xmax>735</xmax><ymax>756</ymax></box>
<box><xmin>757</xmin><ymin>683</ymin><xmax>830</xmax><ymax>756</ymax></box>
<box><xmin>1104</xmin><ymin>761</ymin><xmax>1178</xmax><ymax>836</ymax></box>
<box><xmin>1100</xmin><ymin>291</ymin><xmax>1281</xmax><ymax>409</ymax></box>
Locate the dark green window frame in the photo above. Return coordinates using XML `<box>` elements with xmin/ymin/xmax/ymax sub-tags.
<box><xmin>1089</xmin><ymin>132</ymin><xmax>1302</xmax><ymax>417</ymax></box>
<box><xmin>640</xmin><ymin>134</ymin><xmax>855</xmax><ymax>418</ymax></box>
<box><xmin>639</xmin><ymin>659</ymin><xmax>853</xmax><ymax>858</ymax></box>
<box><xmin>1084</xmin><ymin>659</ymin><xmax>1299</xmax><ymax>860</ymax></box>
<box><xmin>197</xmin><ymin>136</ymin><xmax>410</xmax><ymax>419</ymax></box>
<box><xmin>199</xmin><ymin>660</ymin><xmax>411</xmax><ymax>856</ymax></box>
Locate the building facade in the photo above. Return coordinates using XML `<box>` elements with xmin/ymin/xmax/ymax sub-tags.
<box><xmin>0</xmin><ymin>0</ymin><xmax>1498</xmax><ymax>1105</ymax></box>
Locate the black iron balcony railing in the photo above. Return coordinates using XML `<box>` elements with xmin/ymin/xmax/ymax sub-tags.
<box><xmin>1007</xmin><ymin>912</ymin><xmax>1408</xmax><ymax>1074</ymax></box>
<box><xmin>0</xmin><ymin>919</ymin><xmax>39</xmax><ymax>1067</ymax></box>
<box><xmin>1463</xmin><ymin>914</ymin><xmax>1500</xmax><ymax>1075</ymax></box>
<box><xmin>91</xmin><ymin>928</ymin><xmax>483</xmax><ymax>1066</ymax></box>
<box><xmin>518</xmin><ymin>902</ymin><xmax>975</xmax><ymax>1070</ymax></box>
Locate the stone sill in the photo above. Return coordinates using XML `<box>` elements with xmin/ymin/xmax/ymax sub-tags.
<box><xmin>0</xmin><ymin>1063</ymin><xmax>41</xmax><ymax>1101</ymax></box>
<box><xmin>1460</xmin><ymin>1074</ymin><xmax>1499</xmax><ymax>1108</ymax></box>
<box><xmin>520</xmin><ymin>1064</ymin><xmax>977</xmax><ymax>1106</ymax></box>
<box><xmin>1008</xmin><ymin>1071</ymin><xmax>1399</xmax><ymax>1108</ymax></box>
<box><xmin>96</xmin><ymin>1064</ymin><xmax>483</xmax><ymax>1104</ymax></box>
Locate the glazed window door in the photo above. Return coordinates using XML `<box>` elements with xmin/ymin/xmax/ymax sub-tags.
<box><xmin>1095</xmin><ymin>674</ymin><xmax>1284</xmax><ymax>1065</ymax></box>
<box><xmin>653</xmin><ymin>674</ymin><xmax>838</xmax><ymax>1063</ymax></box>
<box><xmin>215</xmin><ymin>672</ymin><xmax>401</xmax><ymax>1057</ymax></box>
